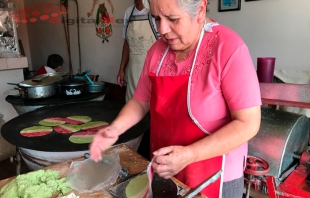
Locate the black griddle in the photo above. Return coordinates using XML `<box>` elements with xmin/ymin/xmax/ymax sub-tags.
<box><xmin>5</xmin><ymin>86</ymin><xmax>109</xmax><ymax>106</ymax></box>
<box><xmin>1</xmin><ymin>101</ymin><xmax>150</xmax><ymax>152</ymax></box>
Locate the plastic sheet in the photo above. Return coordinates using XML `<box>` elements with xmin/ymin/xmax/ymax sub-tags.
<box><xmin>66</xmin><ymin>152</ymin><xmax>121</xmax><ymax>193</ymax></box>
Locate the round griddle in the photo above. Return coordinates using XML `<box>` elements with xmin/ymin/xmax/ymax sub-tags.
<box><xmin>1</xmin><ymin>101</ymin><xmax>150</xmax><ymax>152</ymax></box>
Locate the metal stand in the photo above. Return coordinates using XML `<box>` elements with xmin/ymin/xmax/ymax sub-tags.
<box><xmin>15</xmin><ymin>147</ymin><xmax>21</xmax><ymax>175</ymax></box>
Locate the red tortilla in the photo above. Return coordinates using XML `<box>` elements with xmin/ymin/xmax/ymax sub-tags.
<box><xmin>53</xmin><ymin>124</ymin><xmax>81</xmax><ymax>134</ymax></box>
<box><xmin>21</xmin><ymin>131</ymin><xmax>51</xmax><ymax>137</ymax></box>
<box><xmin>20</xmin><ymin>126</ymin><xmax>53</xmax><ymax>137</ymax></box>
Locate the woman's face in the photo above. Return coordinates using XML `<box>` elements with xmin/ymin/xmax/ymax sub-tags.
<box><xmin>150</xmin><ymin>0</ymin><xmax>206</xmax><ymax>52</ymax></box>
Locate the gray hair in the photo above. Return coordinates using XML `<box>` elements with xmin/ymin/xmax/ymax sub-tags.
<box><xmin>142</xmin><ymin>0</ymin><xmax>204</xmax><ymax>18</ymax></box>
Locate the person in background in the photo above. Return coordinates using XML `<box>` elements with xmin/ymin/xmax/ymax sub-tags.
<box><xmin>117</xmin><ymin>0</ymin><xmax>158</xmax><ymax>102</ymax></box>
<box><xmin>90</xmin><ymin>0</ymin><xmax>261</xmax><ymax>197</ymax></box>
<box><xmin>35</xmin><ymin>54</ymin><xmax>63</xmax><ymax>76</ymax></box>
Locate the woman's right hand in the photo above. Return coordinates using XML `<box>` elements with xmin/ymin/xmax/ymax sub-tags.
<box><xmin>89</xmin><ymin>125</ymin><xmax>120</xmax><ymax>162</ymax></box>
<box><xmin>87</xmin><ymin>12</ymin><xmax>93</xmax><ymax>17</ymax></box>
<box><xmin>117</xmin><ymin>70</ymin><xmax>126</xmax><ymax>87</ymax></box>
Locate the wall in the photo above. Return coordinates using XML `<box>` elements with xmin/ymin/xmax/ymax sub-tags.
<box><xmin>15</xmin><ymin>0</ymin><xmax>32</xmax><ymax>68</ymax></box>
<box><xmin>23</xmin><ymin>0</ymin><xmax>133</xmax><ymax>84</ymax></box>
<box><xmin>21</xmin><ymin>0</ymin><xmax>310</xmax><ymax>85</ymax></box>
<box><xmin>208</xmin><ymin>0</ymin><xmax>310</xmax><ymax>71</ymax></box>
<box><xmin>0</xmin><ymin>69</ymin><xmax>24</xmax><ymax>121</ymax></box>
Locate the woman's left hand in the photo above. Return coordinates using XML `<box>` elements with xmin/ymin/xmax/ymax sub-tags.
<box><xmin>152</xmin><ymin>146</ymin><xmax>194</xmax><ymax>179</ymax></box>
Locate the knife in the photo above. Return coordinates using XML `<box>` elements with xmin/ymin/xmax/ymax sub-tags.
<box><xmin>179</xmin><ymin>170</ymin><xmax>222</xmax><ymax>198</ymax></box>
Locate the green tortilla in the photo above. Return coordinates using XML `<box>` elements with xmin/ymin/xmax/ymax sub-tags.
<box><xmin>39</xmin><ymin>117</ymin><xmax>66</xmax><ymax>126</ymax></box>
<box><xmin>68</xmin><ymin>131</ymin><xmax>96</xmax><ymax>144</ymax></box>
<box><xmin>125</xmin><ymin>173</ymin><xmax>149</xmax><ymax>198</ymax></box>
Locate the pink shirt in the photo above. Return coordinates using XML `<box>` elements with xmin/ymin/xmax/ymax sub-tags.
<box><xmin>134</xmin><ymin>23</ymin><xmax>262</xmax><ymax>182</ymax></box>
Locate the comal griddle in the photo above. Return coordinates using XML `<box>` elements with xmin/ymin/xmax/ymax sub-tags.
<box><xmin>1</xmin><ymin>101</ymin><xmax>150</xmax><ymax>152</ymax></box>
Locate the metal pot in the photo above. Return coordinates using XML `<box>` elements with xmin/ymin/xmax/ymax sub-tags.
<box><xmin>19</xmin><ymin>84</ymin><xmax>56</xmax><ymax>99</ymax></box>
<box><xmin>8</xmin><ymin>75</ymin><xmax>62</xmax><ymax>99</ymax></box>
<box><xmin>58</xmin><ymin>77</ymin><xmax>87</xmax><ymax>96</ymax></box>
<box><xmin>87</xmin><ymin>82</ymin><xmax>105</xmax><ymax>93</ymax></box>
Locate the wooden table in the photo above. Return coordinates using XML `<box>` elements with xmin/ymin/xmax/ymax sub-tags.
<box><xmin>0</xmin><ymin>144</ymin><xmax>205</xmax><ymax>198</ymax></box>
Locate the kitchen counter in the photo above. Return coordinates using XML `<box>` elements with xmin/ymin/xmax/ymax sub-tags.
<box><xmin>0</xmin><ymin>144</ymin><xmax>205</xmax><ymax>198</ymax></box>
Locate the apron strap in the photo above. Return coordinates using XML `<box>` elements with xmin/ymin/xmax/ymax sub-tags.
<box><xmin>148</xmin><ymin>13</ymin><xmax>159</xmax><ymax>40</ymax></box>
<box><xmin>125</xmin><ymin>6</ymin><xmax>136</xmax><ymax>38</ymax></box>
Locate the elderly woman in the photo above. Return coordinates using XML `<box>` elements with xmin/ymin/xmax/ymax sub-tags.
<box><xmin>90</xmin><ymin>0</ymin><xmax>261</xmax><ymax>197</ymax></box>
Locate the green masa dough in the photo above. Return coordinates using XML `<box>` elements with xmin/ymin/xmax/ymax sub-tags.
<box><xmin>0</xmin><ymin>169</ymin><xmax>72</xmax><ymax>198</ymax></box>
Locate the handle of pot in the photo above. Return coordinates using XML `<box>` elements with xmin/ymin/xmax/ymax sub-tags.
<box><xmin>7</xmin><ymin>82</ymin><xmax>19</xmax><ymax>86</ymax></box>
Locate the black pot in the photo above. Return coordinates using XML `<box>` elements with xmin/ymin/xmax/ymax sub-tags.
<box><xmin>57</xmin><ymin>77</ymin><xmax>87</xmax><ymax>96</ymax></box>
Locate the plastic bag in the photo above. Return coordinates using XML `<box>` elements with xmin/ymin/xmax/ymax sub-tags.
<box><xmin>66</xmin><ymin>152</ymin><xmax>121</xmax><ymax>193</ymax></box>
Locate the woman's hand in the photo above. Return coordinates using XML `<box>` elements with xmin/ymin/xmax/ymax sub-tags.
<box><xmin>89</xmin><ymin>125</ymin><xmax>120</xmax><ymax>162</ymax></box>
<box><xmin>87</xmin><ymin>12</ymin><xmax>93</xmax><ymax>17</ymax></box>
<box><xmin>152</xmin><ymin>146</ymin><xmax>195</xmax><ymax>179</ymax></box>
<box><xmin>117</xmin><ymin>70</ymin><xmax>126</xmax><ymax>87</ymax></box>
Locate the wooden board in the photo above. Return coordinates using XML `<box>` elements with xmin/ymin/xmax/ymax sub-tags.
<box><xmin>0</xmin><ymin>144</ymin><xmax>205</xmax><ymax>198</ymax></box>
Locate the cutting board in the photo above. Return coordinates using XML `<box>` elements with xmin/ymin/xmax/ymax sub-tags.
<box><xmin>0</xmin><ymin>144</ymin><xmax>205</xmax><ymax>198</ymax></box>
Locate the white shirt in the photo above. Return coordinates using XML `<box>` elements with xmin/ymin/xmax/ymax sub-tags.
<box><xmin>122</xmin><ymin>4</ymin><xmax>157</xmax><ymax>39</ymax></box>
<box><xmin>44</xmin><ymin>66</ymin><xmax>56</xmax><ymax>73</ymax></box>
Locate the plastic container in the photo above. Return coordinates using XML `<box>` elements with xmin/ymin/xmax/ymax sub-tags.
<box><xmin>257</xmin><ymin>57</ymin><xmax>276</xmax><ymax>83</ymax></box>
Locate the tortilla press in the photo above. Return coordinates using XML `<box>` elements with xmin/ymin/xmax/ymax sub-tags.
<box><xmin>178</xmin><ymin>170</ymin><xmax>222</xmax><ymax>198</ymax></box>
<box><xmin>109</xmin><ymin>171</ymin><xmax>181</xmax><ymax>198</ymax></box>
<box><xmin>109</xmin><ymin>169</ymin><xmax>222</xmax><ymax>198</ymax></box>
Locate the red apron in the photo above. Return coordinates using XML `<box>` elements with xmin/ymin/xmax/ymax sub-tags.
<box><xmin>149</xmin><ymin>27</ymin><xmax>224</xmax><ymax>197</ymax></box>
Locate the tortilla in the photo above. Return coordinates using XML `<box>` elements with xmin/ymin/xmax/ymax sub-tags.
<box><xmin>20</xmin><ymin>126</ymin><xmax>53</xmax><ymax>137</ymax></box>
<box><xmin>54</xmin><ymin>124</ymin><xmax>81</xmax><ymax>134</ymax></box>
<box><xmin>39</xmin><ymin>117</ymin><xmax>66</xmax><ymax>126</ymax></box>
<box><xmin>65</xmin><ymin>116</ymin><xmax>92</xmax><ymax>124</ymax></box>
<box><xmin>68</xmin><ymin>131</ymin><xmax>97</xmax><ymax>144</ymax></box>
<box><xmin>126</xmin><ymin>173</ymin><xmax>150</xmax><ymax>198</ymax></box>
<box><xmin>80</xmin><ymin>121</ymin><xmax>108</xmax><ymax>131</ymax></box>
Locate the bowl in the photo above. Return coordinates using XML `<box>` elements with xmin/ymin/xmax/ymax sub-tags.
<box><xmin>87</xmin><ymin>82</ymin><xmax>104</xmax><ymax>93</ymax></box>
